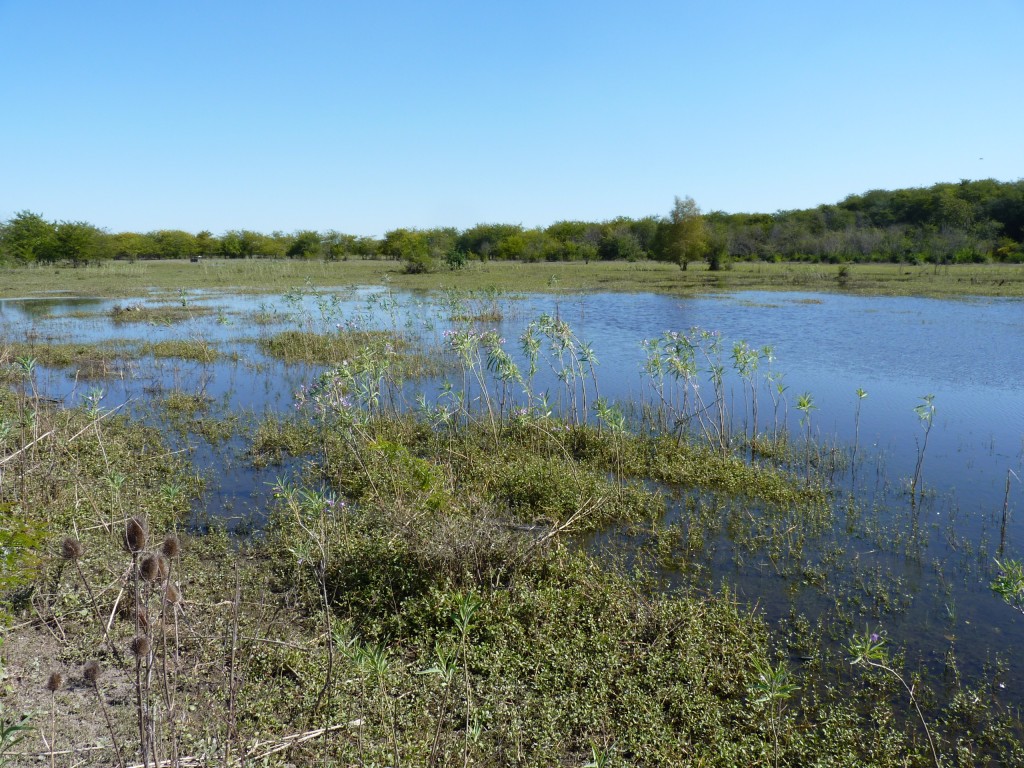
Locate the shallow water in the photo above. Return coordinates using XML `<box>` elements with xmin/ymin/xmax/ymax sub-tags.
<box><xmin>3</xmin><ymin>286</ymin><xmax>1023</xmax><ymax>703</ymax></box>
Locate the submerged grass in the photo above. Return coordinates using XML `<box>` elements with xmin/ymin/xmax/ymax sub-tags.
<box><xmin>0</xmin><ymin>339</ymin><xmax>220</xmax><ymax>379</ymax></box>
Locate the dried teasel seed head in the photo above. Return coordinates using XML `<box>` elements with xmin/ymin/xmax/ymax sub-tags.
<box><xmin>130</xmin><ymin>635</ymin><xmax>150</xmax><ymax>658</ymax></box>
<box><xmin>161</xmin><ymin>534</ymin><xmax>181</xmax><ymax>558</ymax></box>
<box><xmin>157</xmin><ymin>554</ymin><xmax>169</xmax><ymax>580</ymax></box>
<box><xmin>61</xmin><ymin>537</ymin><xmax>84</xmax><ymax>561</ymax></box>
<box><xmin>83</xmin><ymin>660</ymin><xmax>101</xmax><ymax>683</ymax></box>
<box><xmin>139</xmin><ymin>554</ymin><xmax>160</xmax><ymax>582</ymax></box>
<box><xmin>124</xmin><ymin>517</ymin><xmax>147</xmax><ymax>553</ymax></box>
<box><xmin>164</xmin><ymin>583</ymin><xmax>181</xmax><ymax>605</ymax></box>
<box><xmin>45</xmin><ymin>671</ymin><xmax>64</xmax><ymax>692</ymax></box>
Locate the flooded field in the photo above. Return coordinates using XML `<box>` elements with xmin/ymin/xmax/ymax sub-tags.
<box><xmin>2</xmin><ymin>283</ymin><xmax>1024</xmax><ymax>763</ymax></box>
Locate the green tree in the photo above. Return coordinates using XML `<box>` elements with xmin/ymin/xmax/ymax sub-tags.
<box><xmin>287</xmin><ymin>230</ymin><xmax>322</xmax><ymax>259</ymax></box>
<box><xmin>151</xmin><ymin>230</ymin><xmax>197</xmax><ymax>259</ymax></box>
<box><xmin>705</xmin><ymin>220</ymin><xmax>729</xmax><ymax>271</ymax></box>
<box><xmin>195</xmin><ymin>230</ymin><xmax>217</xmax><ymax>256</ymax></box>
<box><xmin>656</xmin><ymin>196</ymin><xmax>707</xmax><ymax>270</ymax></box>
<box><xmin>598</xmin><ymin>225</ymin><xmax>644</xmax><ymax>261</ymax></box>
<box><xmin>48</xmin><ymin>221</ymin><xmax>109</xmax><ymax>265</ymax></box>
<box><xmin>321</xmin><ymin>230</ymin><xmax>358</xmax><ymax>260</ymax></box>
<box><xmin>0</xmin><ymin>211</ymin><xmax>55</xmax><ymax>264</ymax></box>
<box><xmin>458</xmin><ymin>223</ymin><xmax>524</xmax><ymax>260</ymax></box>
<box><xmin>221</xmin><ymin>230</ymin><xmax>264</xmax><ymax>258</ymax></box>
<box><xmin>110</xmin><ymin>231</ymin><xmax>157</xmax><ymax>260</ymax></box>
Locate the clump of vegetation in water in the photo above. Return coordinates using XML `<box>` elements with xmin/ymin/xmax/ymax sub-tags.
<box><xmin>110</xmin><ymin>302</ymin><xmax>214</xmax><ymax>324</ymax></box>
<box><xmin>140</xmin><ymin>339</ymin><xmax>220</xmax><ymax>363</ymax></box>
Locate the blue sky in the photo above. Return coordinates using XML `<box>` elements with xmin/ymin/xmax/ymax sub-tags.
<box><xmin>2</xmin><ymin>0</ymin><xmax>1022</xmax><ymax>236</ymax></box>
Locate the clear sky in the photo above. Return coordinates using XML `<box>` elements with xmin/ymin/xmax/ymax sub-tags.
<box><xmin>2</xmin><ymin>0</ymin><xmax>1022</xmax><ymax>236</ymax></box>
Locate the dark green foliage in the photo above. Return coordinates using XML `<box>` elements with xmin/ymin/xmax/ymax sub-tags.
<box><xmin>285</xmin><ymin>229</ymin><xmax>322</xmax><ymax>259</ymax></box>
<box><xmin>4</xmin><ymin>178</ymin><xmax>1022</xmax><ymax>266</ymax></box>
<box><xmin>0</xmin><ymin>210</ymin><xmax>54</xmax><ymax>264</ymax></box>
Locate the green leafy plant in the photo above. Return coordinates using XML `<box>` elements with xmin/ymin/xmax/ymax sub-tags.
<box><xmin>750</xmin><ymin>657</ymin><xmax>798</xmax><ymax>768</ymax></box>
<box><xmin>991</xmin><ymin>559</ymin><xmax>1024</xmax><ymax>615</ymax></box>
<box><xmin>795</xmin><ymin>392</ymin><xmax>816</xmax><ymax>485</ymax></box>
<box><xmin>910</xmin><ymin>394</ymin><xmax>935</xmax><ymax>503</ymax></box>
<box><xmin>0</xmin><ymin>703</ymin><xmax>32</xmax><ymax>767</ymax></box>
<box><xmin>849</xmin><ymin>628</ymin><xmax>941</xmax><ymax>767</ymax></box>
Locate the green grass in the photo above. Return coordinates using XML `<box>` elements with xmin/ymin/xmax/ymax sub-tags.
<box><xmin>0</xmin><ymin>339</ymin><xmax>132</xmax><ymax>375</ymax></box>
<box><xmin>0</xmin><ymin>338</ymin><xmax>220</xmax><ymax>374</ymax></box>
<box><xmin>140</xmin><ymin>339</ymin><xmax>220</xmax><ymax>363</ymax></box>
<box><xmin>1</xmin><ymin>258</ymin><xmax>1022</xmax><ymax>299</ymax></box>
<box><xmin>257</xmin><ymin>329</ymin><xmax>446</xmax><ymax>378</ymax></box>
<box><xmin>110</xmin><ymin>303</ymin><xmax>214</xmax><ymax>324</ymax></box>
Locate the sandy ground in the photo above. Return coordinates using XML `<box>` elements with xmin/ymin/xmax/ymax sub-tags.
<box><xmin>2</xmin><ymin>623</ymin><xmax>137</xmax><ymax>767</ymax></box>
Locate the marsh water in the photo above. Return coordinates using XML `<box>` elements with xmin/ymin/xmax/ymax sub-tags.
<box><xmin>3</xmin><ymin>287</ymin><xmax>1023</xmax><ymax>707</ymax></box>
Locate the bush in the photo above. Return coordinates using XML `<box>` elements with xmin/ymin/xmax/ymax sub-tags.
<box><xmin>403</xmin><ymin>253</ymin><xmax>437</xmax><ymax>274</ymax></box>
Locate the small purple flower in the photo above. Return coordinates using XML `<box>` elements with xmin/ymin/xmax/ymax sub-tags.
<box><xmin>870</xmin><ymin>633</ymin><xmax>880</xmax><ymax>643</ymax></box>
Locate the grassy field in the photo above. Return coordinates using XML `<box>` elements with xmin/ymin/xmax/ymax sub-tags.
<box><xmin>1</xmin><ymin>258</ymin><xmax>1022</xmax><ymax>299</ymax></box>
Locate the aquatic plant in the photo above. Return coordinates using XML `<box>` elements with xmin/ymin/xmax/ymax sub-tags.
<box><xmin>910</xmin><ymin>394</ymin><xmax>936</xmax><ymax>503</ymax></box>
<box><xmin>795</xmin><ymin>391</ymin><xmax>816</xmax><ymax>485</ymax></box>
<box><xmin>991</xmin><ymin>558</ymin><xmax>1024</xmax><ymax>615</ymax></box>
<box><xmin>851</xmin><ymin>387</ymin><xmax>868</xmax><ymax>485</ymax></box>
<box><xmin>749</xmin><ymin>657</ymin><xmax>799</xmax><ymax>768</ymax></box>
<box><xmin>849</xmin><ymin>628</ymin><xmax>941</xmax><ymax>768</ymax></box>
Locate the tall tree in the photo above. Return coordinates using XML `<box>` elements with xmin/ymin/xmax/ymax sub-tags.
<box><xmin>656</xmin><ymin>196</ymin><xmax>708</xmax><ymax>270</ymax></box>
<box><xmin>49</xmin><ymin>221</ymin><xmax>108</xmax><ymax>264</ymax></box>
<box><xmin>0</xmin><ymin>211</ymin><xmax>55</xmax><ymax>263</ymax></box>
<box><xmin>287</xmin><ymin>230</ymin><xmax>322</xmax><ymax>259</ymax></box>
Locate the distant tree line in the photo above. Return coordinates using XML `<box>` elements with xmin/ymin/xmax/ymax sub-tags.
<box><xmin>3</xmin><ymin>178</ymin><xmax>1022</xmax><ymax>270</ymax></box>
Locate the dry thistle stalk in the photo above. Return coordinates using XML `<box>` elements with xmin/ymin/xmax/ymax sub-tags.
<box><xmin>62</xmin><ymin>534</ymin><xmax>120</xmax><ymax>659</ymax></box>
<box><xmin>45</xmin><ymin>671</ymin><xmax>63</xmax><ymax>692</ymax></box>
<box><xmin>161</xmin><ymin>534</ymin><xmax>181</xmax><ymax>558</ymax></box>
<box><xmin>60</xmin><ymin>537</ymin><xmax>84</xmax><ymax>561</ymax></box>
<box><xmin>164</xmin><ymin>583</ymin><xmax>181</xmax><ymax>605</ymax></box>
<box><xmin>130</xmin><ymin>635</ymin><xmax>151</xmax><ymax>658</ymax></box>
<box><xmin>139</xmin><ymin>554</ymin><xmax>161</xmax><ymax>582</ymax></box>
<box><xmin>84</xmin><ymin>661</ymin><xmax>126</xmax><ymax>768</ymax></box>
<box><xmin>46</xmin><ymin>671</ymin><xmax>63</xmax><ymax>768</ymax></box>
<box><xmin>125</xmin><ymin>517</ymin><xmax>147</xmax><ymax>553</ymax></box>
